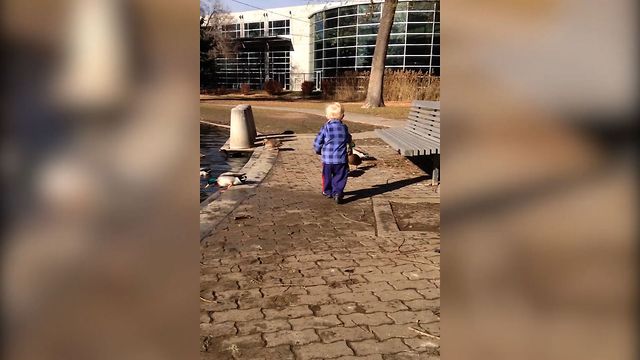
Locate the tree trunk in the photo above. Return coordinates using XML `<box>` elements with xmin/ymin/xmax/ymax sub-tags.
<box><xmin>362</xmin><ymin>0</ymin><xmax>398</xmax><ymax>108</ymax></box>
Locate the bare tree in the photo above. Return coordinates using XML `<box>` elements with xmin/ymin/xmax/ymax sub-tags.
<box><xmin>200</xmin><ymin>0</ymin><xmax>235</xmax><ymax>89</ymax></box>
<box><xmin>362</xmin><ymin>0</ymin><xmax>398</xmax><ymax>108</ymax></box>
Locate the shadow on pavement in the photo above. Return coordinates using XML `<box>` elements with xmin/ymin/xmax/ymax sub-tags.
<box><xmin>348</xmin><ymin>163</ymin><xmax>376</xmax><ymax>178</ymax></box>
<box><xmin>342</xmin><ymin>175</ymin><xmax>429</xmax><ymax>204</ymax></box>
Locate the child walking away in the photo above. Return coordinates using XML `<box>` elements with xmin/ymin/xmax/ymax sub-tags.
<box><xmin>313</xmin><ymin>102</ymin><xmax>352</xmax><ymax>205</ymax></box>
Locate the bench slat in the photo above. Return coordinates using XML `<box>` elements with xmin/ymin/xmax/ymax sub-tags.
<box><xmin>410</xmin><ymin>109</ymin><xmax>440</xmax><ymax>117</ymax></box>
<box><xmin>408</xmin><ymin>112</ymin><xmax>440</xmax><ymax>122</ymax></box>
<box><xmin>406</xmin><ymin>124</ymin><xmax>440</xmax><ymax>138</ymax></box>
<box><xmin>412</xmin><ymin>100</ymin><xmax>440</xmax><ymax>110</ymax></box>
<box><xmin>376</xmin><ymin>128</ymin><xmax>440</xmax><ymax>156</ymax></box>
<box><xmin>377</xmin><ymin>130</ymin><xmax>427</xmax><ymax>156</ymax></box>
<box><xmin>376</xmin><ymin>100</ymin><xmax>440</xmax><ymax>156</ymax></box>
<box><xmin>406</xmin><ymin>119</ymin><xmax>440</xmax><ymax>134</ymax></box>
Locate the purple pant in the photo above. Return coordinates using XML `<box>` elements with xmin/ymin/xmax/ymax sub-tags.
<box><xmin>322</xmin><ymin>163</ymin><xmax>349</xmax><ymax>196</ymax></box>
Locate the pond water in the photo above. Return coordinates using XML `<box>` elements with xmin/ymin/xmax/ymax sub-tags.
<box><xmin>200</xmin><ymin>123</ymin><xmax>250</xmax><ymax>203</ymax></box>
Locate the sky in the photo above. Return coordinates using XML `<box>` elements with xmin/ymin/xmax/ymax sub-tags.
<box><xmin>219</xmin><ymin>0</ymin><xmax>330</xmax><ymax>12</ymax></box>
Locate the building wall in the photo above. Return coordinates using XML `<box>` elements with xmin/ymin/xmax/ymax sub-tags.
<box><xmin>218</xmin><ymin>3</ymin><xmax>325</xmax><ymax>90</ymax></box>
<box><xmin>214</xmin><ymin>1</ymin><xmax>439</xmax><ymax>91</ymax></box>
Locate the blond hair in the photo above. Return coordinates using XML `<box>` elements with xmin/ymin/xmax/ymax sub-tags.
<box><xmin>325</xmin><ymin>102</ymin><xmax>344</xmax><ymax>120</ymax></box>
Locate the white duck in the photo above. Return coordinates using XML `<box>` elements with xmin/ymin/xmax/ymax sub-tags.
<box><xmin>216</xmin><ymin>172</ymin><xmax>247</xmax><ymax>188</ymax></box>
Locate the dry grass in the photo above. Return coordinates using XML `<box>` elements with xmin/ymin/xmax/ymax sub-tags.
<box><xmin>326</xmin><ymin>70</ymin><xmax>440</xmax><ymax>102</ymax></box>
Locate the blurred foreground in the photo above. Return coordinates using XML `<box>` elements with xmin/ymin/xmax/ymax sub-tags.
<box><xmin>3</xmin><ymin>0</ymin><xmax>199</xmax><ymax>359</ymax></box>
<box><xmin>442</xmin><ymin>0</ymin><xmax>637</xmax><ymax>359</ymax></box>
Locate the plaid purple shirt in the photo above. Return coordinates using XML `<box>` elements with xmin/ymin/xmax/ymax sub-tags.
<box><xmin>313</xmin><ymin>119</ymin><xmax>352</xmax><ymax>164</ymax></box>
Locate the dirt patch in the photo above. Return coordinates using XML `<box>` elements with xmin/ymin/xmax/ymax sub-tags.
<box><xmin>201</xmin><ymin>104</ymin><xmax>377</xmax><ymax>134</ymax></box>
<box><xmin>267</xmin><ymin>293</ymin><xmax>300</xmax><ymax>309</ymax></box>
<box><xmin>201</xmin><ymin>98</ymin><xmax>411</xmax><ymax>120</ymax></box>
<box><xmin>390</xmin><ymin>202</ymin><xmax>440</xmax><ymax>232</ymax></box>
<box><xmin>328</xmin><ymin>277</ymin><xmax>360</xmax><ymax>289</ymax></box>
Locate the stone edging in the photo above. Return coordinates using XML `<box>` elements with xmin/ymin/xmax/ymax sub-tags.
<box><xmin>199</xmin><ymin>145</ymin><xmax>279</xmax><ymax>241</ymax></box>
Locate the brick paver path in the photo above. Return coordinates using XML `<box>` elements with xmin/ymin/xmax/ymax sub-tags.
<box><xmin>201</xmin><ymin>134</ymin><xmax>440</xmax><ymax>359</ymax></box>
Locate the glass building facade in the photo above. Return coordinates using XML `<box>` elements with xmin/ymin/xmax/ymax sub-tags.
<box><xmin>210</xmin><ymin>0</ymin><xmax>439</xmax><ymax>90</ymax></box>
<box><xmin>311</xmin><ymin>0</ymin><xmax>440</xmax><ymax>77</ymax></box>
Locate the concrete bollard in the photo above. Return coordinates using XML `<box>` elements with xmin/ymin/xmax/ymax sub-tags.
<box><xmin>243</xmin><ymin>105</ymin><xmax>257</xmax><ymax>142</ymax></box>
<box><xmin>229</xmin><ymin>105</ymin><xmax>256</xmax><ymax>149</ymax></box>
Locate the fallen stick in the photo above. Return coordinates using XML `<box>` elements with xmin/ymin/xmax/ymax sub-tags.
<box><xmin>339</xmin><ymin>213</ymin><xmax>372</xmax><ymax>226</ymax></box>
<box><xmin>396</xmin><ymin>256</ymin><xmax>441</xmax><ymax>270</ymax></box>
<box><xmin>409</xmin><ymin>327</ymin><xmax>440</xmax><ymax>340</ymax></box>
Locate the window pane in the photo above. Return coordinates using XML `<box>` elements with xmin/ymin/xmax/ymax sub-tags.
<box><xmin>356</xmin><ymin>56</ymin><xmax>372</xmax><ymax>67</ymax></box>
<box><xmin>389</xmin><ymin>34</ymin><xmax>406</xmax><ymax>44</ymax></box>
<box><xmin>315</xmin><ymin>21</ymin><xmax>324</xmax><ymax>32</ymax></box>
<box><xmin>358</xmin><ymin>25</ymin><xmax>378</xmax><ymax>35</ymax></box>
<box><xmin>358</xmin><ymin>35</ymin><xmax>377</xmax><ymax>45</ymax></box>
<box><xmin>358</xmin><ymin>3</ymin><xmax>381</xmax><ymax>13</ymax></box>
<box><xmin>325</xmin><ymin>28</ymin><xmax>337</xmax><ymax>38</ymax></box>
<box><xmin>357</xmin><ymin>46</ymin><xmax>375</xmax><ymax>56</ymax></box>
<box><xmin>315</xmin><ymin>59</ymin><xmax>323</xmax><ymax>69</ymax></box>
<box><xmin>407</xmin><ymin>23</ymin><xmax>431</xmax><ymax>33</ymax></box>
<box><xmin>407</xmin><ymin>34</ymin><xmax>429</xmax><ymax>44</ymax></box>
<box><xmin>431</xmin><ymin>45</ymin><xmax>440</xmax><ymax>55</ymax></box>
<box><xmin>325</xmin><ymin>8</ymin><xmax>338</xmax><ymax>18</ymax></box>
<box><xmin>338</xmin><ymin>57</ymin><xmax>355</xmax><ymax>67</ymax></box>
<box><xmin>385</xmin><ymin>56</ymin><xmax>404</xmax><ymax>66</ymax></box>
<box><xmin>391</xmin><ymin>23</ymin><xmax>406</xmax><ymax>33</ymax></box>
<box><xmin>409</xmin><ymin>1</ymin><xmax>432</xmax><ymax>11</ymax></box>
<box><xmin>338</xmin><ymin>47</ymin><xmax>356</xmax><ymax>57</ymax></box>
<box><xmin>358</xmin><ymin>13</ymin><xmax>380</xmax><ymax>24</ymax></box>
<box><xmin>394</xmin><ymin>12</ymin><xmax>407</xmax><ymax>22</ymax></box>
<box><xmin>271</xmin><ymin>28</ymin><xmax>288</xmax><ymax>36</ymax></box>
<box><xmin>340</xmin><ymin>16</ymin><xmax>357</xmax><ymax>26</ymax></box>
<box><xmin>387</xmin><ymin>45</ymin><xmax>405</xmax><ymax>55</ymax></box>
<box><xmin>315</xmin><ymin>50</ymin><xmax>323</xmax><ymax>59</ymax></box>
<box><xmin>339</xmin><ymin>26</ymin><xmax>357</xmax><ymax>37</ymax></box>
<box><xmin>431</xmin><ymin>56</ymin><xmax>440</xmax><ymax>66</ymax></box>
<box><xmin>340</xmin><ymin>6</ymin><xmax>357</xmax><ymax>16</ymax></box>
<box><xmin>408</xmin><ymin>12</ymin><xmax>430</xmax><ymax>22</ymax></box>
<box><xmin>323</xmin><ymin>48</ymin><xmax>337</xmax><ymax>58</ymax></box>
<box><xmin>324</xmin><ymin>38</ymin><xmax>337</xmax><ymax>48</ymax></box>
<box><xmin>396</xmin><ymin>2</ymin><xmax>408</xmax><ymax>11</ymax></box>
<box><xmin>405</xmin><ymin>56</ymin><xmax>429</xmax><ymax>66</ymax></box>
<box><xmin>339</xmin><ymin>37</ymin><xmax>356</xmax><ymax>47</ymax></box>
<box><xmin>325</xmin><ymin>18</ymin><xmax>338</xmax><ymax>29</ymax></box>
<box><xmin>406</xmin><ymin>45</ymin><xmax>428</xmax><ymax>55</ymax></box>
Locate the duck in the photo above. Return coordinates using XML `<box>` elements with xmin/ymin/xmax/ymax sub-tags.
<box><xmin>264</xmin><ymin>138</ymin><xmax>283</xmax><ymax>149</ymax></box>
<box><xmin>200</xmin><ymin>167</ymin><xmax>210</xmax><ymax>177</ymax></box>
<box><xmin>216</xmin><ymin>172</ymin><xmax>247</xmax><ymax>188</ymax></box>
<box><xmin>348</xmin><ymin>153</ymin><xmax>362</xmax><ymax>167</ymax></box>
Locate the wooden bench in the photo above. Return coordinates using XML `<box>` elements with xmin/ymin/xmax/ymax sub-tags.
<box><xmin>375</xmin><ymin>100</ymin><xmax>440</xmax><ymax>156</ymax></box>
